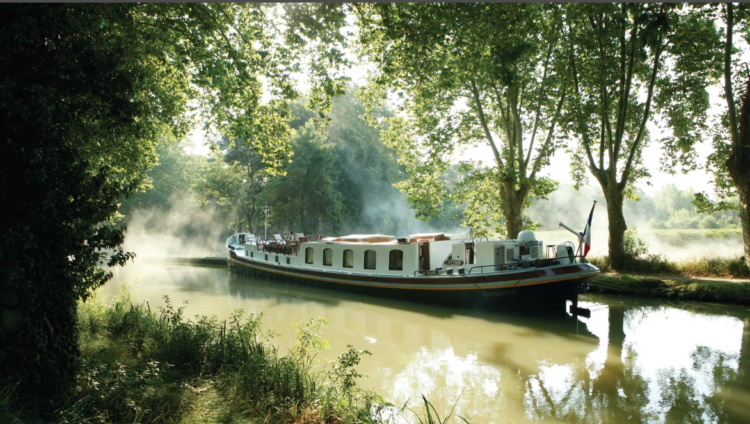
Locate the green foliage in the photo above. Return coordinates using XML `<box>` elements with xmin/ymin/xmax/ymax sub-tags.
<box><xmin>192</xmin><ymin>135</ymin><xmax>273</xmax><ymax>234</ymax></box>
<box><xmin>262</xmin><ymin>122</ymin><xmax>344</xmax><ymax>235</ymax></box>
<box><xmin>564</xmin><ymin>3</ymin><xmax>719</xmax><ymax>267</ymax></box>
<box><xmin>650</xmin><ymin>228</ymin><xmax>743</xmax><ymax>245</ymax></box>
<box><xmin>354</xmin><ymin>3</ymin><xmax>569</xmax><ymax>237</ymax></box>
<box><xmin>623</xmin><ymin>228</ymin><xmax>650</xmax><ymax>259</ymax></box>
<box><xmin>0</xmin><ymin>2</ymin><xmax>347</xmax><ymax>409</ymax></box>
<box><xmin>259</xmin><ymin>88</ymin><xmax>422</xmax><ymax>236</ymax></box>
<box><xmin>685</xmin><ymin>4</ymin><xmax>750</xmax><ymax>214</ymax></box>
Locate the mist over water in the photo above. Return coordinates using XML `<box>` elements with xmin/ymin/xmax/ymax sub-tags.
<box><xmin>122</xmin><ymin>195</ymin><xmax>228</xmax><ymax>258</ymax></box>
<box><xmin>526</xmin><ymin>185</ymin><xmax>745</xmax><ymax>260</ymax></box>
<box><xmin>120</xmin><ymin>179</ymin><xmax>743</xmax><ymax>262</ymax></box>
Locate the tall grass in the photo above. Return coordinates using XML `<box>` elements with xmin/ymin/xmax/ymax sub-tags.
<box><xmin>2</xmin><ymin>285</ymin><xmax>466</xmax><ymax>424</ymax></box>
<box><xmin>589</xmin><ymin>253</ymin><xmax>750</xmax><ymax>279</ymax></box>
<box><xmin>2</xmin><ymin>285</ymin><xmax>390</xmax><ymax>424</ymax></box>
<box><xmin>587</xmin><ymin>227</ymin><xmax>750</xmax><ymax>279</ymax></box>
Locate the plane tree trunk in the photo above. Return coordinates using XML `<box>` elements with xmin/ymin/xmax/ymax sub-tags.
<box><xmin>597</xmin><ymin>173</ymin><xmax>628</xmax><ymax>269</ymax></box>
<box><xmin>726</xmin><ymin>78</ymin><xmax>750</xmax><ymax>269</ymax></box>
<box><xmin>500</xmin><ymin>181</ymin><xmax>531</xmax><ymax>239</ymax></box>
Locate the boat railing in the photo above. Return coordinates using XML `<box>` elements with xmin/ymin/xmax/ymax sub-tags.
<box><xmin>467</xmin><ymin>256</ymin><xmax>588</xmax><ymax>275</ymax></box>
<box><xmin>412</xmin><ymin>256</ymin><xmax>589</xmax><ymax>277</ymax></box>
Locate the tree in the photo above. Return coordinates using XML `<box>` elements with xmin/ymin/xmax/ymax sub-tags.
<box><xmin>690</xmin><ymin>4</ymin><xmax>750</xmax><ymax>268</ymax></box>
<box><xmin>262</xmin><ymin>122</ymin><xmax>343</xmax><ymax>235</ymax></box>
<box><xmin>119</xmin><ymin>142</ymin><xmax>208</xmax><ymax>222</ymax></box>
<box><xmin>193</xmin><ymin>136</ymin><xmax>273</xmax><ymax>235</ymax></box>
<box><xmin>353</xmin><ymin>3</ymin><xmax>568</xmax><ymax>239</ymax></box>
<box><xmin>324</xmin><ymin>87</ymin><xmax>409</xmax><ymax>234</ymax></box>
<box><xmin>565</xmin><ymin>3</ymin><xmax>717</xmax><ymax>268</ymax></box>
<box><xmin>0</xmin><ymin>3</ymin><xmax>342</xmax><ymax>407</ymax></box>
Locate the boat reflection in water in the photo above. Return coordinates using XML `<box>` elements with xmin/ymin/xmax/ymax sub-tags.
<box><xmin>110</xmin><ymin>263</ymin><xmax>750</xmax><ymax>423</ymax></box>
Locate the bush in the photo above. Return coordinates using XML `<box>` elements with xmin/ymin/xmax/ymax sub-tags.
<box><xmin>699</xmin><ymin>215</ymin><xmax>721</xmax><ymax>229</ymax></box>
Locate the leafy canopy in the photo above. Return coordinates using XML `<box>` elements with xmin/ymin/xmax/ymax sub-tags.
<box><xmin>354</xmin><ymin>3</ymin><xmax>569</xmax><ymax>236</ymax></box>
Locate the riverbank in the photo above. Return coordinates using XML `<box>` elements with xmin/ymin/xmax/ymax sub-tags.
<box><xmin>0</xmin><ymin>286</ymin><xmax>395</xmax><ymax>424</ymax></box>
<box><xmin>590</xmin><ymin>273</ymin><xmax>750</xmax><ymax>306</ymax></box>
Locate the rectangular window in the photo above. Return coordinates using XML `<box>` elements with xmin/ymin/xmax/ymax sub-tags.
<box><xmin>323</xmin><ymin>248</ymin><xmax>333</xmax><ymax>266</ymax></box>
<box><xmin>305</xmin><ymin>247</ymin><xmax>314</xmax><ymax>264</ymax></box>
<box><xmin>389</xmin><ymin>250</ymin><xmax>403</xmax><ymax>271</ymax></box>
<box><xmin>286</xmin><ymin>257</ymin><xmax>291</xmax><ymax>264</ymax></box>
<box><xmin>364</xmin><ymin>250</ymin><xmax>376</xmax><ymax>270</ymax></box>
<box><xmin>343</xmin><ymin>249</ymin><xmax>353</xmax><ymax>268</ymax></box>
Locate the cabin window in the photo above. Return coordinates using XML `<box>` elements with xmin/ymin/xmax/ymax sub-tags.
<box><xmin>250</xmin><ymin>252</ymin><xmax>253</xmax><ymax>258</ymax></box>
<box><xmin>305</xmin><ymin>247</ymin><xmax>314</xmax><ymax>264</ymax></box>
<box><xmin>286</xmin><ymin>257</ymin><xmax>291</xmax><ymax>265</ymax></box>
<box><xmin>323</xmin><ymin>248</ymin><xmax>333</xmax><ymax>266</ymax></box>
<box><xmin>265</xmin><ymin>254</ymin><xmax>268</xmax><ymax>261</ymax></box>
<box><xmin>364</xmin><ymin>250</ymin><xmax>376</xmax><ymax>270</ymax></box>
<box><xmin>343</xmin><ymin>249</ymin><xmax>354</xmax><ymax>268</ymax></box>
<box><xmin>389</xmin><ymin>250</ymin><xmax>403</xmax><ymax>271</ymax></box>
<box><xmin>275</xmin><ymin>255</ymin><xmax>279</xmax><ymax>263</ymax></box>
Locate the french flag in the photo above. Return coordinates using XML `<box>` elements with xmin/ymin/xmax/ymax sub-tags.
<box><xmin>581</xmin><ymin>201</ymin><xmax>596</xmax><ymax>258</ymax></box>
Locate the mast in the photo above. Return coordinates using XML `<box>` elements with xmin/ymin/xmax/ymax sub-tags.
<box><xmin>261</xmin><ymin>202</ymin><xmax>272</xmax><ymax>240</ymax></box>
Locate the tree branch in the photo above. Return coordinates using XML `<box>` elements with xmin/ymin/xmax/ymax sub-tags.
<box><xmin>599</xmin><ymin>113</ymin><xmax>606</xmax><ymax>170</ymax></box>
<box><xmin>621</xmin><ymin>33</ymin><xmax>664</xmax><ymax>188</ymax></box>
<box><xmin>469</xmin><ymin>79</ymin><xmax>505</xmax><ymax>169</ymax></box>
<box><xmin>590</xmin><ymin>14</ymin><xmax>615</xmax><ymax>169</ymax></box>
<box><xmin>489</xmin><ymin>79</ymin><xmax>509</xmax><ymax>126</ymax></box>
<box><xmin>725</xmin><ymin>3</ymin><xmax>739</xmax><ymax>147</ymax></box>
<box><xmin>509</xmin><ymin>86</ymin><xmax>525</xmax><ymax>177</ymax></box>
<box><xmin>526</xmin><ymin>41</ymin><xmax>555</xmax><ymax>167</ymax></box>
<box><xmin>614</xmin><ymin>10</ymin><xmax>638</xmax><ymax>162</ymax></box>
<box><xmin>569</xmin><ymin>41</ymin><xmax>598</xmax><ymax>172</ymax></box>
<box><xmin>530</xmin><ymin>86</ymin><xmax>567</xmax><ymax>180</ymax></box>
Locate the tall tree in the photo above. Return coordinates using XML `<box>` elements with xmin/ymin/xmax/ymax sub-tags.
<box><xmin>0</xmin><ymin>3</ymin><xmax>342</xmax><ymax>406</ymax></box>
<box><xmin>690</xmin><ymin>4</ymin><xmax>750</xmax><ymax>268</ymax></box>
<box><xmin>193</xmin><ymin>136</ymin><xmax>273</xmax><ymax>235</ymax></box>
<box><xmin>262</xmin><ymin>122</ymin><xmax>343</xmax><ymax>235</ymax></box>
<box><xmin>353</xmin><ymin>3</ymin><xmax>568</xmax><ymax>239</ymax></box>
<box><xmin>119</xmin><ymin>142</ymin><xmax>208</xmax><ymax>221</ymax></box>
<box><xmin>565</xmin><ymin>3</ymin><xmax>716</xmax><ymax>268</ymax></box>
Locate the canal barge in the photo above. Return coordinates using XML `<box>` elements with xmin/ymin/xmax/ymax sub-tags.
<box><xmin>225</xmin><ymin>229</ymin><xmax>599</xmax><ymax>310</ymax></box>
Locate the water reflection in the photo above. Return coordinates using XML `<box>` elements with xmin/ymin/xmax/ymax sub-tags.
<box><xmin>109</xmin><ymin>263</ymin><xmax>750</xmax><ymax>423</ymax></box>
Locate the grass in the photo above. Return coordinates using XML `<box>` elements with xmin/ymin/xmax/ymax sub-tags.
<box><xmin>586</xmin><ymin>238</ymin><xmax>750</xmax><ymax>280</ymax></box>
<box><xmin>1</xmin><ymin>284</ymin><xmax>465</xmax><ymax>424</ymax></box>
<box><xmin>589</xmin><ymin>274</ymin><xmax>750</xmax><ymax>306</ymax></box>
<box><xmin>646</xmin><ymin>228</ymin><xmax>743</xmax><ymax>246</ymax></box>
<box><xmin>1</xmin><ymin>284</ymin><xmax>389</xmax><ymax>424</ymax></box>
<box><xmin>588</xmin><ymin>254</ymin><xmax>750</xmax><ymax>279</ymax></box>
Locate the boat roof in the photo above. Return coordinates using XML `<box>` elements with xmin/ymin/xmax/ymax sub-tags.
<box><xmin>339</xmin><ymin>234</ymin><xmax>394</xmax><ymax>239</ymax></box>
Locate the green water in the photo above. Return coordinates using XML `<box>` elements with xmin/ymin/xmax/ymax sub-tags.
<box><xmin>107</xmin><ymin>262</ymin><xmax>750</xmax><ymax>423</ymax></box>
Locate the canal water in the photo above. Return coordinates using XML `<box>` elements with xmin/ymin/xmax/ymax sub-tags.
<box><xmin>107</xmin><ymin>262</ymin><xmax>750</xmax><ymax>424</ymax></box>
